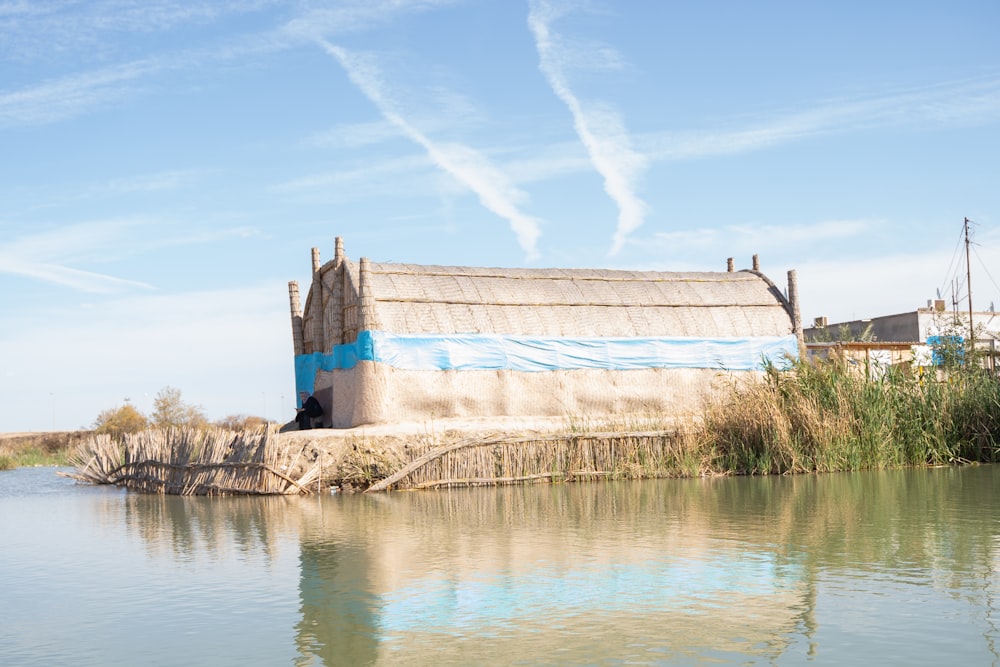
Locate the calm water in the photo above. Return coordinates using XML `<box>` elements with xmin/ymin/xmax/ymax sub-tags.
<box><xmin>1</xmin><ymin>465</ymin><xmax>998</xmax><ymax>666</ymax></box>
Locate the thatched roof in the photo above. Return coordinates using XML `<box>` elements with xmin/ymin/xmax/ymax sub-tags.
<box><xmin>359</xmin><ymin>261</ymin><xmax>793</xmax><ymax>338</ymax></box>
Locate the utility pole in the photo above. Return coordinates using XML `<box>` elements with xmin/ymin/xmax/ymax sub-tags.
<box><xmin>965</xmin><ymin>217</ymin><xmax>975</xmax><ymax>357</ymax></box>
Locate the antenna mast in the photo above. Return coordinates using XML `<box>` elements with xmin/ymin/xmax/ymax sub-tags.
<box><xmin>965</xmin><ymin>217</ymin><xmax>975</xmax><ymax>354</ymax></box>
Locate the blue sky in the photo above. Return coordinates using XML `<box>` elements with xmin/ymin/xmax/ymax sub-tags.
<box><xmin>3</xmin><ymin>0</ymin><xmax>1000</xmax><ymax>432</ymax></box>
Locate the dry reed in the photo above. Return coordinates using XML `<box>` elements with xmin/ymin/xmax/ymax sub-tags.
<box><xmin>366</xmin><ymin>429</ymin><xmax>694</xmax><ymax>492</ymax></box>
<box><xmin>61</xmin><ymin>427</ymin><xmax>322</xmax><ymax>495</ymax></box>
<box><xmin>702</xmin><ymin>357</ymin><xmax>1000</xmax><ymax>474</ymax></box>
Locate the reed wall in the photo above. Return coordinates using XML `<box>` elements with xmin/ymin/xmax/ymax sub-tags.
<box><xmin>314</xmin><ymin>363</ymin><xmax>738</xmax><ymax>428</ymax></box>
<box><xmin>290</xmin><ymin>238</ymin><xmax>799</xmax><ymax>427</ymax></box>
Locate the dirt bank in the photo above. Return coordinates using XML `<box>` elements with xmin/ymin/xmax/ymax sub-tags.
<box><xmin>275</xmin><ymin>416</ymin><xmax>583</xmax><ymax>489</ymax></box>
<box><xmin>276</xmin><ymin>415</ymin><xmax>693</xmax><ymax>491</ymax></box>
<box><xmin>5</xmin><ymin>415</ymin><xmax>692</xmax><ymax>491</ymax></box>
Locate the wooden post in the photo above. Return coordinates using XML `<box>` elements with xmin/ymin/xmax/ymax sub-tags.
<box><xmin>359</xmin><ymin>257</ymin><xmax>379</xmax><ymax>331</ymax></box>
<box><xmin>331</xmin><ymin>237</ymin><xmax>345</xmax><ymax>346</ymax></box>
<box><xmin>310</xmin><ymin>247</ymin><xmax>325</xmax><ymax>350</ymax></box>
<box><xmin>334</xmin><ymin>236</ymin><xmax>344</xmax><ymax>264</ymax></box>
<box><xmin>965</xmin><ymin>218</ymin><xmax>975</xmax><ymax>358</ymax></box>
<box><xmin>288</xmin><ymin>281</ymin><xmax>304</xmax><ymax>356</ymax></box>
<box><xmin>788</xmin><ymin>269</ymin><xmax>804</xmax><ymax>355</ymax></box>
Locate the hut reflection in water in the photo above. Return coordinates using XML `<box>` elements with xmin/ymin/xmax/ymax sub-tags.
<box><xmin>114</xmin><ymin>466</ymin><xmax>999</xmax><ymax>665</ymax></box>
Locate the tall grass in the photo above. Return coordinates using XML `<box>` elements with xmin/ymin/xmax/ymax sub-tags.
<box><xmin>0</xmin><ymin>433</ymin><xmax>80</xmax><ymax>470</ymax></box>
<box><xmin>703</xmin><ymin>358</ymin><xmax>1000</xmax><ymax>475</ymax></box>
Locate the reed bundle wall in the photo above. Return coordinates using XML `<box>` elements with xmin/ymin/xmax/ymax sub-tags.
<box><xmin>289</xmin><ymin>239</ymin><xmax>799</xmax><ymax>428</ymax></box>
<box><xmin>316</xmin><ymin>364</ymin><xmax>732</xmax><ymax>428</ymax></box>
<box><xmin>366</xmin><ymin>430</ymin><xmax>693</xmax><ymax>492</ymax></box>
<box><xmin>64</xmin><ymin>428</ymin><xmax>322</xmax><ymax>496</ymax></box>
<box><xmin>300</xmin><ymin>262</ymin><xmax>795</xmax><ymax>349</ymax></box>
<box><xmin>304</xmin><ymin>260</ymin><xmax>792</xmax><ymax>344</ymax></box>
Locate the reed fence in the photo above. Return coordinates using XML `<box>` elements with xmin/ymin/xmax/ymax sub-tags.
<box><xmin>366</xmin><ymin>429</ymin><xmax>692</xmax><ymax>492</ymax></box>
<box><xmin>61</xmin><ymin>428</ymin><xmax>321</xmax><ymax>495</ymax></box>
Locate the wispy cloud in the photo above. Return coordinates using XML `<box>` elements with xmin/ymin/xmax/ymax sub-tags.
<box><xmin>0</xmin><ymin>218</ymin><xmax>260</xmax><ymax>292</ymax></box>
<box><xmin>98</xmin><ymin>170</ymin><xmax>198</xmax><ymax>195</ymax></box>
<box><xmin>0</xmin><ymin>219</ymin><xmax>154</xmax><ymax>292</ymax></box>
<box><xmin>317</xmin><ymin>40</ymin><xmax>543</xmax><ymax>258</ymax></box>
<box><xmin>633</xmin><ymin>220</ymin><xmax>959</xmax><ymax>321</ymax></box>
<box><xmin>282</xmin><ymin>69</ymin><xmax>1000</xmax><ymax>216</ymax></box>
<box><xmin>645</xmin><ymin>75</ymin><xmax>1000</xmax><ymax>161</ymax></box>
<box><xmin>279</xmin><ymin>0</ymin><xmax>461</xmax><ymax>43</ymax></box>
<box><xmin>0</xmin><ymin>260</ymin><xmax>154</xmax><ymax>293</ymax></box>
<box><xmin>0</xmin><ymin>60</ymin><xmax>159</xmax><ymax>126</ymax></box>
<box><xmin>1</xmin><ymin>219</ymin><xmax>147</xmax><ymax>262</ymax></box>
<box><xmin>304</xmin><ymin>88</ymin><xmax>482</xmax><ymax>149</ymax></box>
<box><xmin>273</xmin><ymin>154</ymin><xmax>438</xmax><ymax>202</ymax></box>
<box><xmin>528</xmin><ymin>0</ymin><xmax>649</xmax><ymax>256</ymax></box>
<box><xmin>647</xmin><ymin>219</ymin><xmax>873</xmax><ymax>259</ymax></box>
<box><xmin>305</xmin><ymin>120</ymin><xmax>403</xmax><ymax>149</ymax></box>
<box><xmin>0</xmin><ymin>0</ymin><xmax>462</xmax><ymax>128</ymax></box>
<box><xmin>0</xmin><ymin>0</ymin><xmax>282</xmax><ymax>63</ymax></box>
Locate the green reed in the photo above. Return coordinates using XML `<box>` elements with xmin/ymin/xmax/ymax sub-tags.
<box><xmin>703</xmin><ymin>358</ymin><xmax>1000</xmax><ymax>475</ymax></box>
<box><xmin>0</xmin><ymin>446</ymin><xmax>70</xmax><ymax>469</ymax></box>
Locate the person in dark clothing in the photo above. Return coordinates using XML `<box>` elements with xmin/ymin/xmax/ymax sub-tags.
<box><xmin>295</xmin><ymin>391</ymin><xmax>324</xmax><ymax>430</ymax></box>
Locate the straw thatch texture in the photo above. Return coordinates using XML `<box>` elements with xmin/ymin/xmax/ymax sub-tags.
<box><xmin>300</xmin><ymin>262</ymin><xmax>794</xmax><ymax>353</ymax></box>
<box><xmin>62</xmin><ymin>428</ymin><xmax>321</xmax><ymax>495</ymax></box>
<box><xmin>292</xmin><ymin>242</ymin><xmax>797</xmax><ymax>428</ymax></box>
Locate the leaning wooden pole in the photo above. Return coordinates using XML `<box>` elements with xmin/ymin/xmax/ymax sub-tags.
<box><xmin>366</xmin><ymin>429</ymin><xmax>682</xmax><ymax>492</ymax></box>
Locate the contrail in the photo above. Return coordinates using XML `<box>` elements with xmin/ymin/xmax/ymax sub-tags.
<box><xmin>528</xmin><ymin>0</ymin><xmax>649</xmax><ymax>255</ymax></box>
<box><xmin>318</xmin><ymin>40</ymin><xmax>542</xmax><ymax>259</ymax></box>
<box><xmin>0</xmin><ymin>259</ymin><xmax>154</xmax><ymax>293</ymax></box>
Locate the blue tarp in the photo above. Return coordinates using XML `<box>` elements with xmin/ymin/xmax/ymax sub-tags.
<box><xmin>926</xmin><ymin>335</ymin><xmax>965</xmax><ymax>366</ymax></box>
<box><xmin>294</xmin><ymin>330</ymin><xmax>799</xmax><ymax>398</ymax></box>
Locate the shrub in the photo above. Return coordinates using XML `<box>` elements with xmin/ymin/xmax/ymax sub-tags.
<box><xmin>214</xmin><ymin>414</ymin><xmax>269</xmax><ymax>431</ymax></box>
<box><xmin>93</xmin><ymin>403</ymin><xmax>149</xmax><ymax>441</ymax></box>
<box><xmin>151</xmin><ymin>386</ymin><xmax>208</xmax><ymax>430</ymax></box>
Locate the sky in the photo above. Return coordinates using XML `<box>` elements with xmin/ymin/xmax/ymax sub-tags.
<box><xmin>3</xmin><ymin>0</ymin><xmax>1000</xmax><ymax>432</ymax></box>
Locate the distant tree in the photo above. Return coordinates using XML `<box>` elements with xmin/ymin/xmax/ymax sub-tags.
<box><xmin>151</xmin><ymin>386</ymin><xmax>208</xmax><ymax>430</ymax></box>
<box><xmin>927</xmin><ymin>312</ymin><xmax>994</xmax><ymax>370</ymax></box>
<box><xmin>93</xmin><ymin>400</ymin><xmax>149</xmax><ymax>440</ymax></box>
<box><xmin>809</xmin><ymin>321</ymin><xmax>876</xmax><ymax>343</ymax></box>
<box><xmin>214</xmin><ymin>414</ymin><xmax>269</xmax><ymax>431</ymax></box>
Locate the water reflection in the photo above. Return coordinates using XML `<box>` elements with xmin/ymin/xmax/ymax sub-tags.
<box><xmin>296</xmin><ymin>540</ymin><xmax>380</xmax><ymax>666</ymax></box>
<box><xmin>290</xmin><ymin>466</ymin><xmax>1000</xmax><ymax>665</ymax></box>
<box><xmin>6</xmin><ymin>465</ymin><xmax>994</xmax><ymax>665</ymax></box>
<box><xmin>121</xmin><ymin>493</ymin><xmax>301</xmax><ymax>563</ymax></box>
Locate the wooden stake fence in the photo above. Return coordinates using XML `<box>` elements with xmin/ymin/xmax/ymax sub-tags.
<box><xmin>61</xmin><ymin>428</ymin><xmax>322</xmax><ymax>496</ymax></box>
<box><xmin>366</xmin><ymin>429</ymin><xmax>690</xmax><ymax>492</ymax></box>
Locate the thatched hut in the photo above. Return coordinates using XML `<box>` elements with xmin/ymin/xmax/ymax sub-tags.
<box><xmin>288</xmin><ymin>238</ymin><xmax>802</xmax><ymax>429</ymax></box>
